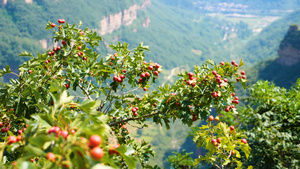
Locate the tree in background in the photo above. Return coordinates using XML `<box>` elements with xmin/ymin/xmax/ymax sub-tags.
<box><xmin>0</xmin><ymin>20</ymin><xmax>250</xmax><ymax>168</ymax></box>
<box><xmin>237</xmin><ymin>81</ymin><xmax>300</xmax><ymax>168</ymax></box>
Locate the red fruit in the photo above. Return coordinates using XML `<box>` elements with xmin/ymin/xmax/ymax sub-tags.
<box><xmin>120</xmin><ymin>75</ymin><xmax>125</xmax><ymax>79</ymax></box>
<box><xmin>231</xmin><ymin>93</ymin><xmax>235</xmax><ymax>96</ymax></box>
<box><xmin>215</xmin><ymin>116</ymin><xmax>219</xmax><ymax>121</ymax></box>
<box><xmin>78</xmin><ymin>46</ymin><xmax>82</xmax><ymax>50</ymax></box>
<box><xmin>242</xmin><ymin>75</ymin><xmax>247</xmax><ymax>79</ymax></box>
<box><xmin>0</xmin><ymin>122</ymin><xmax>3</xmax><ymax>127</ymax></box>
<box><xmin>192</xmin><ymin>114</ymin><xmax>197</xmax><ymax>121</ymax></box>
<box><xmin>231</xmin><ymin>150</ymin><xmax>236</xmax><ymax>156</ymax></box>
<box><xmin>231</xmin><ymin>105</ymin><xmax>235</xmax><ymax>108</ymax></box>
<box><xmin>58</xmin><ymin>19</ymin><xmax>65</xmax><ymax>24</ymax></box>
<box><xmin>220</xmin><ymin>62</ymin><xmax>225</xmax><ymax>65</ymax></box>
<box><xmin>16</xmin><ymin>136</ymin><xmax>21</xmax><ymax>142</ymax></box>
<box><xmin>135</xmin><ymin>107</ymin><xmax>139</xmax><ymax>110</ymax></box>
<box><xmin>241</xmin><ymin>71</ymin><xmax>245</xmax><ymax>75</ymax></box>
<box><xmin>114</xmin><ymin>53</ymin><xmax>117</xmax><ymax>56</ymax></box>
<box><xmin>132</xmin><ymin>108</ymin><xmax>137</xmax><ymax>112</ymax></box>
<box><xmin>57</xmin><ymin>46</ymin><xmax>61</xmax><ymax>50</ymax></box>
<box><xmin>117</xmin><ymin>77</ymin><xmax>122</xmax><ymax>82</ymax></box>
<box><xmin>90</xmin><ymin>147</ymin><xmax>104</xmax><ymax>160</ymax></box>
<box><xmin>45</xmin><ymin>60</ymin><xmax>49</xmax><ymax>64</ymax></box>
<box><xmin>18</xmin><ymin>130</ymin><xmax>22</xmax><ymax>134</ymax></box>
<box><xmin>153</xmin><ymin>103</ymin><xmax>157</xmax><ymax>107</ymax></box>
<box><xmin>51</xmin><ymin>23</ymin><xmax>56</xmax><ymax>28</ymax></box>
<box><xmin>211</xmin><ymin>139</ymin><xmax>217</xmax><ymax>145</ymax></box>
<box><xmin>53</xmin><ymin>47</ymin><xmax>57</xmax><ymax>51</ymax></box>
<box><xmin>7</xmin><ymin>136</ymin><xmax>17</xmax><ymax>145</ymax></box>
<box><xmin>188</xmin><ymin>72</ymin><xmax>193</xmax><ymax>77</ymax></box>
<box><xmin>230</xmin><ymin>126</ymin><xmax>235</xmax><ymax>131</ymax></box>
<box><xmin>153</xmin><ymin>71</ymin><xmax>159</xmax><ymax>76</ymax></box>
<box><xmin>71</xmin><ymin>129</ymin><xmax>76</xmax><ymax>134</ymax></box>
<box><xmin>236</xmin><ymin>78</ymin><xmax>240</xmax><ymax>82</ymax></box>
<box><xmin>46</xmin><ymin>152</ymin><xmax>55</xmax><ymax>161</ymax></box>
<box><xmin>64</xmin><ymin>84</ymin><xmax>70</xmax><ymax>89</ymax></box>
<box><xmin>231</xmin><ymin>61</ymin><xmax>235</xmax><ymax>65</ymax></box>
<box><xmin>148</xmin><ymin>66</ymin><xmax>153</xmax><ymax>70</ymax></box>
<box><xmin>30</xmin><ymin>158</ymin><xmax>34</xmax><ymax>162</ymax></box>
<box><xmin>123</xmin><ymin>69</ymin><xmax>127</xmax><ymax>73</ymax></box>
<box><xmin>80</xmin><ymin>31</ymin><xmax>84</xmax><ymax>35</ymax></box>
<box><xmin>51</xmin><ymin>51</ymin><xmax>55</xmax><ymax>55</ymax></box>
<box><xmin>109</xmin><ymin>144</ymin><xmax>120</xmax><ymax>155</ymax></box>
<box><xmin>186</xmin><ymin>81</ymin><xmax>191</xmax><ymax>85</ymax></box>
<box><xmin>234</xmin><ymin>63</ymin><xmax>239</xmax><ymax>67</ymax></box>
<box><xmin>212</xmin><ymin>71</ymin><xmax>217</xmax><ymax>75</ymax></box>
<box><xmin>28</xmin><ymin>69</ymin><xmax>32</xmax><ymax>74</ymax></box>
<box><xmin>191</xmin><ymin>82</ymin><xmax>196</xmax><ymax>87</ymax></box>
<box><xmin>140</xmin><ymin>73</ymin><xmax>145</xmax><ymax>78</ymax></box>
<box><xmin>133</xmin><ymin>112</ymin><xmax>138</xmax><ymax>116</ymax></box>
<box><xmin>234</xmin><ymin>97</ymin><xmax>239</xmax><ymax>100</ymax></box>
<box><xmin>113</xmin><ymin>76</ymin><xmax>118</xmax><ymax>81</ymax></box>
<box><xmin>62</xmin><ymin>40</ymin><xmax>66</xmax><ymax>45</ymax></box>
<box><xmin>225</xmin><ymin>106</ymin><xmax>231</xmax><ymax>112</ymax></box>
<box><xmin>89</xmin><ymin>135</ymin><xmax>102</xmax><ymax>148</ymax></box>
<box><xmin>155</xmin><ymin>63</ymin><xmax>160</xmax><ymax>69</ymax></box>
<box><xmin>48</xmin><ymin>51</ymin><xmax>52</xmax><ymax>55</ymax></box>
<box><xmin>217</xmin><ymin>138</ymin><xmax>222</xmax><ymax>144</ymax></box>
<box><xmin>60</xmin><ymin>130</ymin><xmax>69</xmax><ymax>139</ymax></box>
<box><xmin>241</xmin><ymin>139</ymin><xmax>247</xmax><ymax>144</ymax></box>
<box><xmin>110</xmin><ymin>56</ymin><xmax>114</xmax><ymax>60</ymax></box>
<box><xmin>223</xmin><ymin>78</ymin><xmax>228</xmax><ymax>82</ymax></box>
<box><xmin>145</xmin><ymin>72</ymin><xmax>150</xmax><ymax>77</ymax></box>
<box><xmin>83</xmin><ymin>57</ymin><xmax>87</xmax><ymax>61</ymax></box>
<box><xmin>208</xmin><ymin>115</ymin><xmax>214</xmax><ymax>121</ymax></box>
<box><xmin>1</xmin><ymin>128</ymin><xmax>8</xmax><ymax>133</ymax></box>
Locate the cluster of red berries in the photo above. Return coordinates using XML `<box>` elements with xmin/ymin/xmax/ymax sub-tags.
<box><xmin>212</xmin><ymin>70</ymin><xmax>228</xmax><ymax>88</ymax></box>
<box><xmin>58</xmin><ymin>19</ymin><xmax>65</xmax><ymax>24</ymax></box>
<box><xmin>113</xmin><ymin>74</ymin><xmax>126</xmax><ymax>83</ymax></box>
<box><xmin>236</xmin><ymin>70</ymin><xmax>247</xmax><ymax>82</ymax></box>
<box><xmin>224</xmin><ymin>93</ymin><xmax>239</xmax><ymax>112</ymax></box>
<box><xmin>211</xmin><ymin>137</ymin><xmax>222</xmax><ymax>145</ymax></box>
<box><xmin>185</xmin><ymin>72</ymin><xmax>197</xmax><ymax>87</ymax></box>
<box><xmin>47</xmin><ymin>126</ymin><xmax>71</xmax><ymax>139</ymax></box>
<box><xmin>208</xmin><ymin>115</ymin><xmax>219</xmax><ymax>122</ymax></box>
<box><xmin>2</xmin><ymin>123</ymin><xmax>26</xmax><ymax>145</ymax></box>
<box><xmin>138</xmin><ymin>62</ymin><xmax>160</xmax><ymax>85</ymax></box>
<box><xmin>231</xmin><ymin>60</ymin><xmax>239</xmax><ymax>67</ymax></box>
<box><xmin>131</xmin><ymin>106</ymin><xmax>139</xmax><ymax>116</ymax></box>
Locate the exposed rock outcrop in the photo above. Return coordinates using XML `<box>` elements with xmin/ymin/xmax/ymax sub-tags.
<box><xmin>99</xmin><ymin>0</ymin><xmax>151</xmax><ymax>35</ymax></box>
<box><xmin>276</xmin><ymin>25</ymin><xmax>300</xmax><ymax>66</ymax></box>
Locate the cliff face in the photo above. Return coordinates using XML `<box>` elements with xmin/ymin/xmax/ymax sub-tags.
<box><xmin>0</xmin><ymin>0</ymin><xmax>32</xmax><ymax>5</ymax></box>
<box><xmin>276</xmin><ymin>25</ymin><xmax>300</xmax><ymax>66</ymax></box>
<box><xmin>98</xmin><ymin>0</ymin><xmax>151</xmax><ymax>35</ymax></box>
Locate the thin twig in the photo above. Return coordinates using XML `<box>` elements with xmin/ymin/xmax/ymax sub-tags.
<box><xmin>108</xmin><ymin>111</ymin><xmax>162</xmax><ymax>126</ymax></box>
<box><xmin>78</xmin><ymin>83</ymin><xmax>93</xmax><ymax>101</ymax></box>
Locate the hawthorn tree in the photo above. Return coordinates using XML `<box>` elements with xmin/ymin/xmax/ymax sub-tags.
<box><xmin>0</xmin><ymin>20</ymin><xmax>251</xmax><ymax>169</ymax></box>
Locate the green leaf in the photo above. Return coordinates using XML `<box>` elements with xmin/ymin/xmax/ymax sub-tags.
<box><xmin>19</xmin><ymin>51</ymin><xmax>34</xmax><ymax>59</ymax></box>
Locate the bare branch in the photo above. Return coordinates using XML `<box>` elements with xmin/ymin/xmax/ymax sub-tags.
<box><xmin>108</xmin><ymin>111</ymin><xmax>162</xmax><ymax>126</ymax></box>
<box><xmin>78</xmin><ymin>83</ymin><xmax>93</xmax><ymax>101</ymax></box>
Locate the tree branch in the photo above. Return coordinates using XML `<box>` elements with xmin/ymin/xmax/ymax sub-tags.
<box><xmin>108</xmin><ymin>111</ymin><xmax>162</xmax><ymax>126</ymax></box>
<box><xmin>78</xmin><ymin>83</ymin><xmax>93</xmax><ymax>101</ymax></box>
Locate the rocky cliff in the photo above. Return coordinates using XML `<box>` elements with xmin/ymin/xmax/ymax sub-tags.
<box><xmin>98</xmin><ymin>0</ymin><xmax>151</xmax><ymax>35</ymax></box>
<box><xmin>0</xmin><ymin>0</ymin><xmax>33</xmax><ymax>5</ymax></box>
<box><xmin>276</xmin><ymin>25</ymin><xmax>300</xmax><ymax>66</ymax></box>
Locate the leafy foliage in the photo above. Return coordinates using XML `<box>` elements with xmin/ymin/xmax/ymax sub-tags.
<box><xmin>237</xmin><ymin>81</ymin><xmax>300</xmax><ymax>168</ymax></box>
<box><xmin>0</xmin><ymin>20</ymin><xmax>249</xmax><ymax>168</ymax></box>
